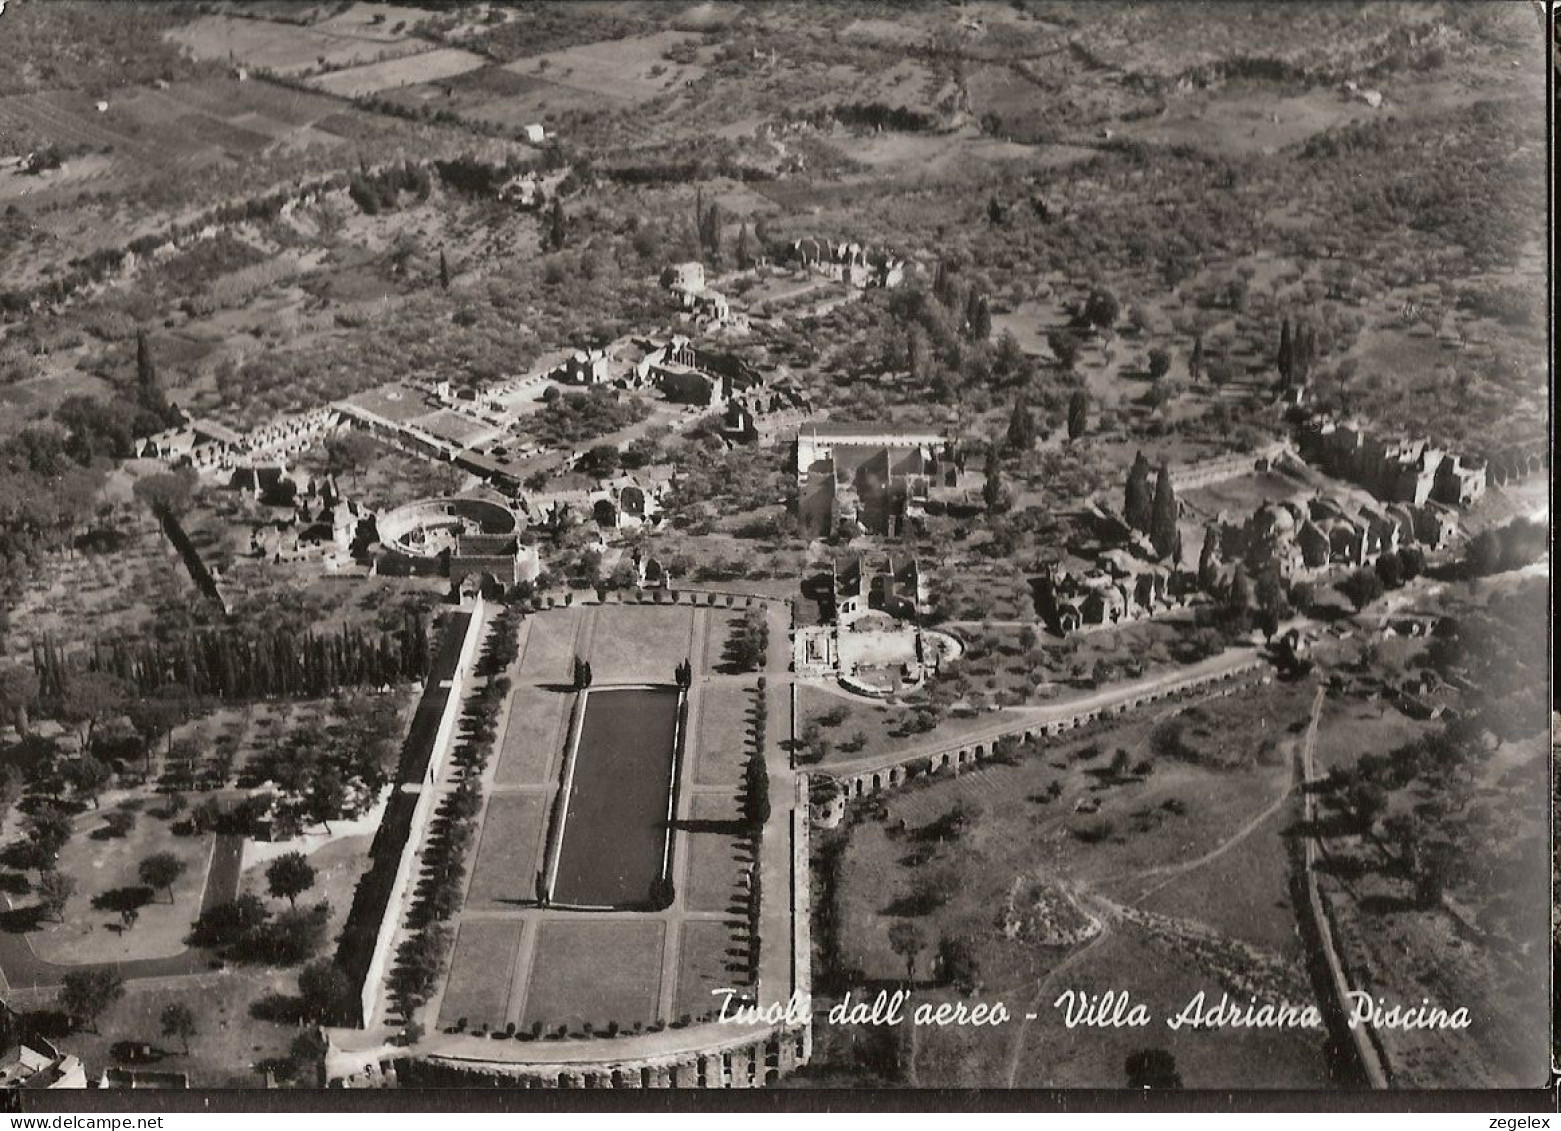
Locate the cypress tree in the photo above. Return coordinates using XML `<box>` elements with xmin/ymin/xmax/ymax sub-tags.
<box><xmin>1124</xmin><ymin>452</ymin><xmax>1153</xmax><ymax>533</ymax></box>
<box><xmin>1067</xmin><ymin>389</ymin><xmax>1089</xmax><ymax>440</ymax></box>
<box><xmin>1149</xmin><ymin>464</ymin><xmax>1179</xmax><ymax>560</ymax></box>
<box><xmin>736</xmin><ymin>221</ymin><xmax>752</xmax><ymax>270</ymax></box>
<box><xmin>1295</xmin><ymin>322</ymin><xmax>1315</xmax><ymax>383</ymax></box>
<box><xmin>1006</xmin><ymin>396</ymin><xmax>1035</xmax><ymax>452</ymax></box>
<box><xmin>965</xmin><ymin>290</ymin><xmax>991</xmax><ymax>340</ymax></box>
<box><xmin>1276</xmin><ymin>317</ymin><xmax>1293</xmax><ymax>387</ymax></box>
<box><xmin>981</xmin><ymin>447</ymin><xmax>1009</xmax><ymax>514</ymax></box>
<box><xmin>1197</xmin><ymin>526</ymin><xmax>1221</xmax><ymax>592</ymax></box>
<box><xmin>136</xmin><ymin>330</ymin><xmax>158</xmax><ymax>399</ymax></box>
<box><xmin>1226</xmin><ymin>563</ymin><xmax>1253</xmax><ymax>631</ymax></box>
<box><xmin>438</xmin><ymin>249</ymin><xmax>450</xmax><ymax>290</ymax></box>
<box><xmin>546</xmin><ymin>197</ymin><xmax>566</xmax><ymax>252</ymax></box>
<box><xmin>932</xmin><ymin>260</ymin><xmax>954</xmax><ymax>307</ymax></box>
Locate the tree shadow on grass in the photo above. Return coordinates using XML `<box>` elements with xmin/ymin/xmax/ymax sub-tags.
<box><xmin>250</xmin><ymin>993</ymin><xmax>308</xmax><ymax>1025</ymax></box>
<box><xmin>879</xmin><ymin>894</ymin><xmax>940</xmax><ymax>917</ymax></box>
<box><xmin>92</xmin><ymin>885</ymin><xmax>154</xmax><ymax>915</ymax></box>
<box><xmin>0</xmin><ymin>904</ymin><xmax>45</xmax><ymax>933</ymax></box>
<box><xmin>1359</xmin><ymin>892</ymin><xmax>1419</xmax><ymax>915</ymax></box>
<box><xmin>668</xmin><ymin>817</ymin><xmax>745</xmax><ymax>836</ymax></box>
<box><xmin>0</xmin><ymin>870</ymin><xmax>31</xmax><ymax>896</ymax></box>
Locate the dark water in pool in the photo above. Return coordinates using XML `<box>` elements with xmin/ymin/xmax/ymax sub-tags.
<box><xmin>551</xmin><ymin>687</ymin><xmax>680</xmax><ymax>908</ymax></box>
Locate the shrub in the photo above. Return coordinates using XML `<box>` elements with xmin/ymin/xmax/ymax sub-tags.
<box><xmin>1072</xmin><ymin>818</ymin><xmax>1116</xmax><ymax>843</ymax></box>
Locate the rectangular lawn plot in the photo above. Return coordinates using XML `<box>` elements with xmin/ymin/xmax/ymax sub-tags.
<box><xmin>522</xmin><ymin>920</ymin><xmax>665</xmax><ymax>1032</ymax></box>
<box><xmin>587</xmin><ymin>606</ymin><xmax>695</xmax><ymax>684</ymax></box>
<box><xmin>495</xmin><ymin>686</ymin><xmax>569</xmax><ymax>786</ymax></box>
<box><xmin>675</xmin><ymin>919</ymin><xmax>746</xmax><ymax>1021</ymax></box>
<box><xmin>682</xmin><ymin>791</ymin><xmax>746</xmax><ymax>914</ymax></box>
<box><xmin>517</xmin><ymin>607</ymin><xmax>582</xmax><ymax>683</ymax></box>
<box><xmin>437</xmin><ymin>920</ymin><xmax>523</xmax><ymax>1031</ymax></box>
<box><xmin>692</xmin><ymin>681</ymin><xmax>753</xmax><ymax>786</ymax></box>
<box><xmin>550</xmin><ymin>687</ymin><xmax>680</xmax><ymax>908</ymax></box>
<box><xmin>467</xmin><ymin>792</ymin><xmax>549</xmax><ymax>909</ymax></box>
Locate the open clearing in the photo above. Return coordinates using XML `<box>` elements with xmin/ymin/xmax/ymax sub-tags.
<box><xmin>308</xmin><ymin>47</ymin><xmax>488</xmax><ymax>98</ymax></box>
<box><xmin>499</xmin><ymin>31</ymin><xmax>709</xmax><ymax>105</ymax></box>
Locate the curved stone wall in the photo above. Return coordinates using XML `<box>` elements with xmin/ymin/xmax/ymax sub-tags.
<box><xmin>377</xmin><ymin>496</ymin><xmax>518</xmax><ymax>554</ymax></box>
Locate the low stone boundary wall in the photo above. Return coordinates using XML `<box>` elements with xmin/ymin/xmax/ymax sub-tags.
<box><xmin>1297</xmin><ymin>705</ymin><xmax>1392</xmax><ymax>1089</ymax></box>
<box><xmin>829</xmin><ymin>660</ymin><xmax>1270</xmax><ymax>801</ymax></box>
<box><xmin>1170</xmin><ymin>440</ymin><xmax>1292</xmax><ymax>493</ymax></box>
<box><xmin>1304</xmin><ymin>862</ymin><xmax>1392</xmax><ymax>1088</ymax></box>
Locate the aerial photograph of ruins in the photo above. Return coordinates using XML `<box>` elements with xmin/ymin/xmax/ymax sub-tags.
<box><xmin>0</xmin><ymin>0</ymin><xmax>1549</xmax><ymax>1103</ymax></box>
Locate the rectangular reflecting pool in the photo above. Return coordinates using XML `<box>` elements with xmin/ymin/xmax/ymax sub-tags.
<box><xmin>549</xmin><ymin>686</ymin><xmax>682</xmax><ymax>909</ymax></box>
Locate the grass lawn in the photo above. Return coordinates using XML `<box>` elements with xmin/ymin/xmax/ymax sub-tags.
<box><xmin>517</xmin><ymin>607</ymin><xmax>583</xmax><ymax>684</ymax></box>
<box><xmin>466</xmin><ymin>792</ymin><xmax>549</xmax><ymax>910</ymax></box>
<box><xmin>437</xmin><ymin>919</ymin><xmax>524</xmax><ymax>1032</ymax></box>
<box><xmin>521</xmin><ymin>920</ymin><xmax>665</xmax><ymax>1032</ymax></box>
<box><xmin>587</xmin><ymin>605</ymin><xmax>697</xmax><ymax>684</ymax></box>
<box><xmin>29</xmin><ymin>811</ymin><xmax>212</xmax><ymax>965</ymax></box>
<box><xmin>703</xmin><ymin>609</ymin><xmax>745</xmax><ymax>674</ymax></box>
<box><xmin>238</xmin><ymin>826</ymin><xmax>377</xmax><ymax>947</ymax></box>
<box><xmin>1134</xmin><ymin>806</ymin><xmax>1301</xmax><ymax>956</ymax></box>
<box><xmin>828</xmin><ymin>682</ymin><xmax>1312</xmax><ymax>997</ymax></box>
<box><xmin>45</xmin><ymin>967</ymin><xmax>302</xmax><ymax>1088</ymax></box>
<box><xmin>681</xmin><ymin>792</ymin><xmax>745</xmax><ymax>914</ymax></box>
<box><xmin>702</xmin><ymin>603</ymin><xmax>790</xmax><ymax>676</ymax></box>
<box><xmin>673</xmin><ymin>919</ymin><xmax>744</xmax><ymax>1021</ymax></box>
<box><xmin>1006</xmin><ymin>925</ymin><xmax>1333</xmax><ymax>1089</ymax></box>
<box><xmin>1309</xmin><ymin>694</ymin><xmax>1434</xmax><ymax>778</ymax></box>
<box><xmin>691</xmin><ymin>681</ymin><xmax>754</xmax><ymax>787</ymax></box>
<box><xmin>493</xmin><ymin>686</ymin><xmax>569</xmax><ymax>787</ymax></box>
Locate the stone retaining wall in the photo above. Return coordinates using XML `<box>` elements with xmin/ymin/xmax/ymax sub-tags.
<box><xmin>395</xmin><ymin>1026</ymin><xmax>812</xmax><ymax>1088</ymax></box>
<box><xmin>1170</xmin><ymin>441</ymin><xmax>1291</xmax><ymax>493</ymax></box>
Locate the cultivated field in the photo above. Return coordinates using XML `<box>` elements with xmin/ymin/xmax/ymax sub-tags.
<box><xmin>169</xmin><ymin>15</ymin><xmax>432</xmax><ymax>77</ymax></box>
<box><xmin>308</xmin><ymin>48</ymin><xmax>489</xmax><ymax>99</ymax></box>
